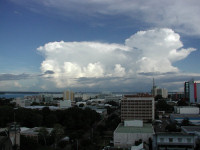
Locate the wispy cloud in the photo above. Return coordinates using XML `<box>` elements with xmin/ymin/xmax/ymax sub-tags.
<box><xmin>10</xmin><ymin>0</ymin><xmax>200</xmax><ymax>36</ymax></box>
<box><xmin>0</xmin><ymin>73</ymin><xmax>30</xmax><ymax>81</ymax></box>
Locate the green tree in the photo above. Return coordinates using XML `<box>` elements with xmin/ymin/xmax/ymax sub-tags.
<box><xmin>156</xmin><ymin>100</ymin><xmax>173</xmax><ymax>112</ymax></box>
<box><xmin>38</xmin><ymin>127</ymin><xmax>49</xmax><ymax>145</ymax></box>
<box><xmin>52</xmin><ymin>124</ymin><xmax>64</xmax><ymax>148</ymax></box>
<box><xmin>177</xmin><ymin>99</ymin><xmax>188</xmax><ymax>106</ymax></box>
<box><xmin>20</xmin><ymin>136</ymin><xmax>39</xmax><ymax>150</ymax></box>
<box><xmin>0</xmin><ymin>106</ymin><xmax>13</xmax><ymax>127</ymax></box>
<box><xmin>165</xmin><ymin>122</ymin><xmax>180</xmax><ymax>132</ymax></box>
<box><xmin>44</xmin><ymin>114</ymin><xmax>58</xmax><ymax>127</ymax></box>
<box><xmin>155</xmin><ymin>95</ymin><xmax>163</xmax><ymax>101</ymax></box>
<box><xmin>181</xmin><ymin>118</ymin><xmax>191</xmax><ymax>126</ymax></box>
<box><xmin>79</xmin><ymin>103</ymin><xmax>84</xmax><ymax>107</ymax></box>
<box><xmin>106</xmin><ymin>101</ymin><xmax>119</xmax><ymax>106</ymax></box>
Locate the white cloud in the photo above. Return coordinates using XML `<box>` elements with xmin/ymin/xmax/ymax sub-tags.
<box><xmin>14</xmin><ymin>81</ymin><xmax>22</xmax><ymax>88</ymax></box>
<box><xmin>38</xmin><ymin>28</ymin><xmax>195</xmax><ymax>88</ymax></box>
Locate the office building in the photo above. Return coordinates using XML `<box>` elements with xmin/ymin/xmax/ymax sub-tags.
<box><xmin>63</xmin><ymin>90</ymin><xmax>74</xmax><ymax>101</ymax></box>
<box><xmin>184</xmin><ymin>79</ymin><xmax>200</xmax><ymax>103</ymax></box>
<box><xmin>121</xmin><ymin>94</ymin><xmax>155</xmax><ymax>122</ymax></box>
<box><xmin>152</xmin><ymin>86</ymin><xmax>168</xmax><ymax>98</ymax></box>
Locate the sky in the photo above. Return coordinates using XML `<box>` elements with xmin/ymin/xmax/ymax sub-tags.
<box><xmin>0</xmin><ymin>0</ymin><xmax>200</xmax><ymax>92</ymax></box>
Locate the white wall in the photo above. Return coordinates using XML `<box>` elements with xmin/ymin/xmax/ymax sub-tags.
<box><xmin>114</xmin><ymin>132</ymin><xmax>153</xmax><ymax>148</ymax></box>
<box><xmin>175</xmin><ymin>106</ymin><xmax>199</xmax><ymax>114</ymax></box>
<box><xmin>59</xmin><ymin>100</ymin><xmax>71</xmax><ymax>109</ymax></box>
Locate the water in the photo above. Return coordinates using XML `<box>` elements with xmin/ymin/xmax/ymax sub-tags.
<box><xmin>0</xmin><ymin>93</ymin><xmax>38</xmax><ymax>99</ymax></box>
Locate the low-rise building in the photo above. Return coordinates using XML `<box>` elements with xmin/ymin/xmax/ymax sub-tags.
<box><xmin>114</xmin><ymin>120</ymin><xmax>154</xmax><ymax>148</ymax></box>
<box><xmin>170</xmin><ymin>114</ymin><xmax>200</xmax><ymax>125</ymax></box>
<box><xmin>174</xmin><ymin>106</ymin><xmax>199</xmax><ymax>114</ymax></box>
<box><xmin>15</xmin><ymin>98</ymin><xmax>31</xmax><ymax>107</ymax></box>
<box><xmin>153</xmin><ymin>132</ymin><xmax>196</xmax><ymax>150</ymax></box>
<box><xmin>58</xmin><ymin>100</ymin><xmax>71</xmax><ymax>109</ymax></box>
<box><xmin>20</xmin><ymin>127</ymin><xmax>53</xmax><ymax>142</ymax></box>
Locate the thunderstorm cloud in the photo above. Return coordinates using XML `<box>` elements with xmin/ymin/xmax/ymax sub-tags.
<box><xmin>37</xmin><ymin>28</ymin><xmax>196</xmax><ymax>88</ymax></box>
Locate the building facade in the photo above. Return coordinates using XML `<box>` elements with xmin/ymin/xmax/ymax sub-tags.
<box><xmin>121</xmin><ymin>94</ymin><xmax>155</xmax><ymax>122</ymax></box>
<box><xmin>63</xmin><ymin>90</ymin><xmax>74</xmax><ymax>101</ymax></box>
<box><xmin>152</xmin><ymin>87</ymin><xmax>168</xmax><ymax>98</ymax></box>
<box><xmin>153</xmin><ymin>133</ymin><xmax>196</xmax><ymax>150</ymax></box>
<box><xmin>114</xmin><ymin>120</ymin><xmax>154</xmax><ymax>148</ymax></box>
<box><xmin>184</xmin><ymin>79</ymin><xmax>200</xmax><ymax>103</ymax></box>
<box><xmin>174</xmin><ymin>106</ymin><xmax>199</xmax><ymax>115</ymax></box>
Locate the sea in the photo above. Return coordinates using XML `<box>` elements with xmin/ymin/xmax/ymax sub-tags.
<box><xmin>0</xmin><ymin>93</ymin><xmax>39</xmax><ymax>99</ymax></box>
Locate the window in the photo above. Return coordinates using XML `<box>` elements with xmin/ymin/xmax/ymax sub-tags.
<box><xmin>160</xmin><ymin>138</ymin><xmax>164</xmax><ymax>142</ymax></box>
<box><xmin>187</xmin><ymin>138</ymin><xmax>191</xmax><ymax>143</ymax></box>
<box><xmin>169</xmin><ymin>138</ymin><xmax>173</xmax><ymax>143</ymax></box>
<box><xmin>178</xmin><ymin>138</ymin><xmax>182</xmax><ymax>142</ymax></box>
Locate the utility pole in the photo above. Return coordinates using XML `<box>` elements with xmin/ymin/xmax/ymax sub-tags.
<box><xmin>76</xmin><ymin>139</ymin><xmax>78</xmax><ymax>150</ymax></box>
<box><xmin>14</xmin><ymin>111</ymin><xmax>16</xmax><ymax>150</ymax></box>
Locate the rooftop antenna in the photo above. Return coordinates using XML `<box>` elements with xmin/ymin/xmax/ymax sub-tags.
<box><xmin>152</xmin><ymin>78</ymin><xmax>155</xmax><ymax>97</ymax></box>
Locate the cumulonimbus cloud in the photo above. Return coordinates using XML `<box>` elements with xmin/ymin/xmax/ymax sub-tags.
<box><xmin>37</xmin><ymin>28</ymin><xmax>196</xmax><ymax>88</ymax></box>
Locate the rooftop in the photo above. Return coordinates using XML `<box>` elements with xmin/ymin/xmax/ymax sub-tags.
<box><xmin>114</xmin><ymin>123</ymin><xmax>154</xmax><ymax>134</ymax></box>
<box><xmin>170</xmin><ymin>114</ymin><xmax>200</xmax><ymax>118</ymax></box>
<box><xmin>182</xmin><ymin>126</ymin><xmax>200</xmax><ymax>132</ymax></box>
<box><xmin>124</xmin><ymin>93</ymin><xmax>153</xmax><ymax>98</ymax></box>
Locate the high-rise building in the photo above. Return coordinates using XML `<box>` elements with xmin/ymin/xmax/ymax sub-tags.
<box><xmin>151</xmin><ymin>78</ymin><xmax>168</xmax><ymax>98</ymax></box>
<box><xmin>63</xmin><ymin>90</ymin><xmax>74</xmax><ymax>101</ymax></box>
<box><xmin>121</xmin><ymin>94</ymin><xmax>155</xmax><ymax>122</ymax></box>
<box><xmin>184</xmin><ymin>79</ymin><xmax>200</xmax><ymax>103</ymax></box>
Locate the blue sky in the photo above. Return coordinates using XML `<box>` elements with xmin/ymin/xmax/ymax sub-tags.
<box><xmin>0</xmin><ymin>0</ymin><xmax>200</xmax><ymax>92</ymax></box>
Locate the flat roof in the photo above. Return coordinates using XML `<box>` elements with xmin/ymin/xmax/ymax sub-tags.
<box><xmin>170</xmin><ymin>114</ymin><xmax>200</xmax><ymax>118</ymax></box>
<box><xmin>182</xmin><ymin>126</ymin><xmax>200</xmax><ymax>132</ymax></box>
<box><xmin>114</xmin><ymin>123</ymin><xmax>153</xmax><ymax>134</ymax></box>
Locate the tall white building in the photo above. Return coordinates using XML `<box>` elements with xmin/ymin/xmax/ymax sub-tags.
<box><xmin>152</xmin><ymin>86</ymin><xmax>168</xmax><ymax>98</ymax></box>
<box><xmin>63</xmin><ymin>90</ymin><xmax>74</xmax><ymax>101</ymax></box>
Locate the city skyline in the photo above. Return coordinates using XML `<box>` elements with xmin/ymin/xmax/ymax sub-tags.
<box><xmin>1</xmin><ymin>0</ymin><xmax>200</xmax><ymax>92</ymax></box>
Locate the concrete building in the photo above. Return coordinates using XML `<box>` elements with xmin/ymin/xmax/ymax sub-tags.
<box><xmin>170</xmin><ymin>114</ymin><xmax>200</xmax><ymax>125</ymax></box>
<box><xmin>105</xmin><ymin>95</ymin><xmax>121</xmax><ymax>104</ymax></box>
<box><xmin>121</xmin><ymin>94</ymin><xmax>155</xmax><ymax>122</ymax></box>
<box><xmin>58</xmin><ymin>100</ymin><xmax>71</xmax><ymax>109</ymax></box>
<box><xmin>63</xmin><ymin>90</ymin><xmax>74</xmax><ymax>101</ymax></box>
<box><xmin>20</xmin><ymin>127</ymin><xmax>53</xmax><ymax>142</ymax></box>
<box><xmin>184</xmin><ymin>79</ymin><xmax>200</xmax><ymax>103</ymax></box>
<box><xmin>15</xmin><ymin>98</ymin><xmax>31</xmax><ymax>107</ymax></box>
<box><xmin>174</xmin><ymin>106</ymin><xmax>199</xmax><ymax>114</ymax></box>
<box><xmin>152</xmin><ymin>87</ymin><xmax>168</xmax><ymax>98</ymax></box>
<box><xmin>114</xmin><ymin>120</ymin><xmax>154</xmax><ymax>148</ymax></box>
<box><xmin>25</xmin><ymin>106</ymin><xmax>59</xmax><ymax>110</ymax></box>
<box><xmin>153</xmin><ymin>132</ymin><xmax>196</xmax><ymax>150</ymax></box>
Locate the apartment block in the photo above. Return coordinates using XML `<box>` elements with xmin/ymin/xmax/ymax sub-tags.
<box><xmin>121</xmin><ymin>94</ymin><xmax>155</xmax><ymax>122</ymax></box>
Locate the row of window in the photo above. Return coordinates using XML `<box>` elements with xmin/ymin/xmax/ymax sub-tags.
<box><xmin>121</xmin><ymin>108</ymin><xmax>152</xmax><ymax>110</ymax></box>
<box><xmin>159</xmin><ymin>137</ymin><xmax>192</xmax><ymax>143</ymax></box>
<box><xmin>121</xmin><ymin>110</ymin><xmax>152</xmax><ymax>112</ymax></box>
<box><xmin>121</xmin><ymin>102</ymin><xmax>152</xmax><ymax>105</ymax></box>
<box><xmin>121</xmin><ymin>112</ymin><xmax>152</xmax><ymax>114</ymax></box>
